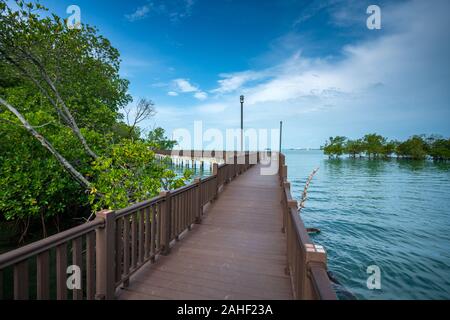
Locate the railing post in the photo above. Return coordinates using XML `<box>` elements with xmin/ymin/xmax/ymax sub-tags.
<box><xmin>305</xmin><ymin>247</ymin><xmax>331</xmax><ymax>299</ymax></box>
<box><xmin>194</xmin><ymin>178</ymin><xmax>202</xmax><ymax>224</ymax></box>
<box><xmin>278</xmin><ymin>153</ymin><xmax>284</xmax><ymax>180</ymax></box>
<box><xmin>213</xmin><ymin>163</ymin><xmax>219</xmax><ymax>199</ymax></box>
<box><xmin>160</xmin><ymin>190</ymin><xmax>172</xmax><ymax>255</ymax></box>
<box><xmin>280</xmin><ymin>165</ymin><xmax>288</xmax><ymax>185</ymax></box>
<box><xmin>95</xmin><ymin>209</ymin><xmax>116</xmax><ymax>300</ymax></box>
<box><xmin>282</xmin><ymin>182</ymin><xmax>295</xmax><ymax>234</ymax></box>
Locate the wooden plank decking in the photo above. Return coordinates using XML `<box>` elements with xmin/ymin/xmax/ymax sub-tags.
<box><xmin>116</xmin><ymin>163</ymin><xmax>293</xmax><ymax>300</ymax></box>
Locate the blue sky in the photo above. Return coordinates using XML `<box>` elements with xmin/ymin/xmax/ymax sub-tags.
<box><xmin>40</xmin><ymin>0</ymin><xmax>449</xmax><ymax>148</ymax></box>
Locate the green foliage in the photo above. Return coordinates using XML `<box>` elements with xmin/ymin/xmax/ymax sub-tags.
<box><xmin>147</xmin><ymin>127</ymin><xmax>177</xmax><ymax>150</ymax></box>
<box><xmin>0</xmin><ymin>109</ymin><xmax>87</xmax><ymax>221</ymax></box>
<box><xmin>428</xmin><ymin>138</ymin><xmax>450</xmax><ymax>160</ymax></box>
<box><xmin>87</xmin><ymin>140</ymin><xmax>190</xmax><ymax>212</ymax></box>
<box><xmin>322</xmin><ymin>136</ymin><xmax>346</xmax><ymax>158</ymax></box>
<box><xmin>396</xmin><ymin>135</ymin><xmax>428</xmax><ymax>160</ymax></box>
<box><xmin>344</xmin><ymin>139</ymin><xmax>364</xmax><ymax>157</ymax></box>
<box><xmin>383</xmin><ymin>140</ymin><xmax>399</xmax><ymax>158</ymax></box>
<box><xmin>111</xmin><ymin>122</ymin><xmax>141</xmax><ymax>142</ymax></box>
<box><xmin>322</xmin><ymin>134</ymin><xmax>450</xmax><ymax>160</ymax></box>
<box><xmin>363</xmin><ymin>133</ymin><xmax>386</xmax><ymax>158</ymax></box>
<box><xmin>0</xmin><ymin>0</ymin><xmax>132</xmax><ymax>125</ymax></box>
<box><xmin>0</xmin><ymin>1</ymin><xmax>185</xmax><ymax>241</ymax></box>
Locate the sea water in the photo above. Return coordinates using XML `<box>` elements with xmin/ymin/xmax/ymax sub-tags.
<box><xmin>284</xmin><ymin>149</ymin><xmax>450</xmax><ymax>300</ymax></box>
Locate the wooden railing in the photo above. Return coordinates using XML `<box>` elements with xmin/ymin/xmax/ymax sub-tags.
<box><xmin>0</xmin><ymin>152</ymin><xmax>256</xmax><ymax>300</ymax></box>
<box><xmin>0</xmin><ymin>151</ymin><xmax>335</xmax><ymax>300</ymax></box>
<box><xmin>0</xmin><ymin>218</ymin><xmax>104</xmax><ymax>300</ymax></box>
<box><xmin>278</xmin><ymin>153</ymin><xmax>337</xmax><ymax>300</ymax></box>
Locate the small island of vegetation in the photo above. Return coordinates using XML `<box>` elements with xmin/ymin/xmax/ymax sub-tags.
<box><xmin>322</xmin><ymin>134</ymin><xmax>450</xmax><ymax>160</ymax></box>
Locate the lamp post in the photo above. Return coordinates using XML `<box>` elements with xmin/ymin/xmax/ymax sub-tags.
<box><xmin>240</xmin><ymin>95</ymin><xmax>244</xmax><ymax>152</ymax></box>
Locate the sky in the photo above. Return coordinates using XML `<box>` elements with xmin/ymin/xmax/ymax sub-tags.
<box><xmin>35</xmin><ymin>0</ymin><xmax>450</xmax><ymax>148</ymax></box>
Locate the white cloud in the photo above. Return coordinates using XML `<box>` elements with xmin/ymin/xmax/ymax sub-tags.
<box><xmin>167</xmin><ymin>91</ymin><xmax>179</xmax><ymax>96</ymax></box>
<box><xmin>125</xmin><ymin>4</ymin><xmax>151</xmax><ymax>22</ymax></box>
<box><xmin>194</xmin><ymin>91</ymin><xmax>208</xmax><ymax>100</ymax></box>
<box><xmin>173</xmin><ymin>78</ymin><xmax>198</xmax><ymax>92</ymax></box>
<box><xmin>210</xmin><ymin>0</ymin><xmax>450</xmax><ymax>112</ymax></box>
<box><xmin>148</xmin><ymin>0</ymin><xmax>450</xmax><ymax>148</ymax></box>
<box><xmin>211</xmin><ymin>71</ymin><xmax>269</xmax><ymax>94</ymax></box>
<box><xmin>126</xmin><ymin>0</ymin><xmax>196</xmax><ymax>23</ymax></box>
<box><xmin>171</xmin><ymin>78</ymin><xmax>208</xmax><ymax>100</ymax></box>
<box><xmin>195</xmin><ymin>103</ymin><xmax>227</xmax><ymax>113</ymax></box>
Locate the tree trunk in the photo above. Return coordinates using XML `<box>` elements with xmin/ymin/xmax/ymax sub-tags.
<box><xmin>0</xmin><ymin>97</ymin><xmax>92</xmax><ymax>190</ymax></box>
<box><xmin>18</xmin><ymin>216</ymin><xmax>31</xmax><ymax>244</ymax></box>
<box><xmin>34</xmin><ymin>58</ymin><xmax>99</xmax><ymax>160</ymax></box>
<box><xmin>54</xmin><ymin>214</ymin><xmax>60</xmax><ymax>232</ymax></box>
<box><xmin>40</xmin><ymin>208</ymin><xmax>47</xmax><ymax>238</ymax></box>
<box><xmin>6</xmin><ymin>48</ymin><xmax>99</xmax><ymax>160</ymax></box>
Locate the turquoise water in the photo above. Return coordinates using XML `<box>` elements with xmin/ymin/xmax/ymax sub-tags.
<box><xmin>284</xmin><ymin>149</ymin><xmax>450</xmax><ymax>300</ymax></box>
<box><xmin>171</xmin><ymin>161</ymin><xmax>214</xmax><ymax>181</ymax></box>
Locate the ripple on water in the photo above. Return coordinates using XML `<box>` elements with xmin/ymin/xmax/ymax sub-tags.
<box><xmin>285</xmin><ymin>150</ymin><xmax>450</xmax><ymax>299</ymax></box>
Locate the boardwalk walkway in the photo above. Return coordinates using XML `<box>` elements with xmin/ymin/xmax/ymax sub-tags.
<box><xmin>116</xmin><ymin>163</ymin><xmax>293</xmax><ymax>300</ymax></box>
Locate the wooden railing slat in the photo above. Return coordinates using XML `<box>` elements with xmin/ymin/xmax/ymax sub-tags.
<box><xmin>36</xmin><ymin>250</ymin><xmax>50</xmax><ymax>300</ymax></box>
<box><xmin>56</xmin><ymin>243</ymin><xmax>67</xmax><ymax>300</ymax></box>
<box><xmin>179</xmin><ymin>193</ymin><xmax>182</xmax><ymax>235</ymax></box>
<box><xmin>115</xmin><ymin>217</ymin><xmax>123</xmax><ymax>283</ymax></box>
<box><xmin>175</xmin><ymin>195</ymin><xmax>179</xmax><ymax>238</ymax></box>
<box><xmin>150</xmin><ymin>206</ymin><xmax>156</xmax><ymax>260</ymax></box>
<box><xmin>144</xmin><ymin>207</ymin><xmax>150</xmax><ymax>260</ymax></box>
<box><xmin>159</xmin><ymin>191</ymin><xmax>171</xmax><ymax>255</ymax></box>
<box><xmin>179</xmin><ymin>193</ymin><xmax>183</xmax><ymax>234</ymax></box>
<box><xmin>155</xmin><ymin>203</ymin><xmax>162</xmax><ymax>254</ymax></box>
<box><xmin>86</xmin><ymin>232</ymin><xmax>95</xmax><ymax>300</ymax></box>
<box><xmin>72</xmin><ymin>237</ymin><xmax>83</xmax><ymax>300</ymax></box>
<box><xmin>123</xmin><ymin>216</ymin><xmax>130</xmax><ymax>286</ymax></box>
<box><xmin>14</xmin><ymin>260</ymin><xmax>28</xmax><ymax>300</ymax></box>
<box><xmin>183</xmin><ymin>191</ymin><xmax>186</xmax><ymax>231</ymax></box>
<box><xmin>131</xmin><ymin>213</ymin><xmax>137</xmax><ymax>269</ymax></box>
<box><xmin>181</xmin><ymin>192</ymin><xmax>185</xmax><ymax>232</ymax></box>
<box><xmin>176</xmin><ymin>194</ymin><xmax>180</xmax><ymax>236</ymax></box>
<box><xmin>139</xmin><ymin>209</ymin><xmax>144</xmax><ymax>264</ymax></box>
<box><xmin>188</xmin><ymin>189</ymin><xmax>192</xmax><ymax>227</ymax></box>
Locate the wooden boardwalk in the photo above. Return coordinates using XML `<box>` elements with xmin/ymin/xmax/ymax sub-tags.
<box><xmin>116</xmin><ymin>163</ymin><xmax>293</xmax><ymax>300</ymax></box>
<box><xmin>0</xmin><ymin>152</ymin><xmax>336</xmax><ymax>300</ymax></box>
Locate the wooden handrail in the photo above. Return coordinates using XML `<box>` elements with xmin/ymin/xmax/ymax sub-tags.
<box><xmin>0</xmin><ymin>219</ymin><xmax>103</xmax><ymax>270</ymax></box>
<box><xmin>170</xmin><ymin>180</ymin><xmax>199</xmax><ymax>196</ymax></box>
<box><xmin>279</xmin><ymin>152</ymin><xmax>337</xmax><ymax>300</ymax></box>
<box><xmin>115</xmin><ymin>195</ymin><xmax>164</xmax><ymax>218</ymax></box>
<box><xmin>310</xmin><ymin>264</ymin><xmax>337</xmax><ymax>300</ymax></box>
<box><xmin>0</xmin><ymin>218</ymin><xmax>104</xmax><ymax>300</ymax></box>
